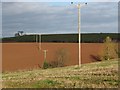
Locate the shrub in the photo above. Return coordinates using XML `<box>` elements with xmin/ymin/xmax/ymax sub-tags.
<box><xmin>42</xmin><ymin>48</ymin><xmax>68</xmax><ymax>69</ymax></box>
<box><xmin>49</xmin><ymin>61</ymin><xmax>58</xmax><ymax>68</ymax></box>
<box><xmin>52</xmin><ymin>48</ymin><xmax>68</xmax><ymax>67</ymax></box>
<box><xmin>101</xmin><ymin>36</ymin><xmax>118</xmax><ymax>60</ymax></box>
<box><xmin>42</xmin><ymin>61</ymin><xmax>50</xmax><ymax>69</ymax></box>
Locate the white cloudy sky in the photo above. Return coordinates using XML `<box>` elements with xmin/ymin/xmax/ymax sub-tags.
<box><xmin>1</xmin><ymin>1</ymin><xmax>119</xmax><ymax>37</ymax></box>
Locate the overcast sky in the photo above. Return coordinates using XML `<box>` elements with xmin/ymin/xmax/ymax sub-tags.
<box><xmin>2</xmin><ymin>2</ymin><xmax>118</xmax><ymax>37</ymax></box>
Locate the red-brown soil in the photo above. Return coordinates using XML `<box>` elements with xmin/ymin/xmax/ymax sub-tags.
<box><xmin>2</xmin><ymin>43</ymin><xmax>103</xmax><ymax>72</ymax></box>
<box><xmin>0</xmin><ymin>43</ymin><xmax>2</xmax><ymax>73</ymax></box>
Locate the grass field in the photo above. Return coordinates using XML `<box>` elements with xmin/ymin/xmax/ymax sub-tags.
<box><xmin>2</xmin><ymin>59</ymin><xmax>119</xmax><ymax>88</ymax></box>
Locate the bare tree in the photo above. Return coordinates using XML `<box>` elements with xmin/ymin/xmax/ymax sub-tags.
<box><xmin>18</xmin><ymin>31</ymin><xmax>24</xmax><ymax>36</ymax></box>
<box><xmin>15</xmin><ymin>31</ymin><xmax>24</xmax><ymax>37</ymax></box>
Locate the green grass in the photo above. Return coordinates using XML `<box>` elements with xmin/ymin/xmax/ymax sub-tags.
<box><xmin>32</xmin><ymin>79</ymin><xmax>60</xmax><ymax>88</ymax></box>
<box><xmin>2</xmin><ymin>59</ymin><xmax>119</xmax><ymax>88</ymax></box>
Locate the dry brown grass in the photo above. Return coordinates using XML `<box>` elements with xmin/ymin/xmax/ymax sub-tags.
<box><xmin>2</xmin><ymin>59</ymin><xmax>119</xmax><ymax>88</ymax></box>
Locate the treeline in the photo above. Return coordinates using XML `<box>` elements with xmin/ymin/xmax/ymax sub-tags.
<box><xmin>1</xmin><ymin>33</ymin><xmax>120</xmax><ymax>43</ymax></box>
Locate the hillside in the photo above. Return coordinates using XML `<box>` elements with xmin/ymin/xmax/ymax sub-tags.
<box><xmin>2</xmin><ymin>59</ymin><xmax>119</xmax><ymax>88</ymax></box>
<box><xmin>2</xmin><ymin>33</ymin><xmax>119</xmax><ymax>43</ymax></box>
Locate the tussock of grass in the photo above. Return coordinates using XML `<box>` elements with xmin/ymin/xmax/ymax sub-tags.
<box><xmin>32</xmin><ymin>79</ymin><xmax>61</xmax><ymax>88</ymax></box>
<box><xmin>2</xmin><ymin>59</ymin><xmax>119</xmax><ymax>88</ymax></box>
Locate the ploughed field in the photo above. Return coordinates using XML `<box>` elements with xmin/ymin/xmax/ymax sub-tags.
<box><xmin>2</xmin><ymin>43</ymin><xmax>103</xmax><ymax>71</ymax></box>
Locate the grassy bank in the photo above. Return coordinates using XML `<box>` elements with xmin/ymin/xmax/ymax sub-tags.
<box><xmin>2</xmin><ymin>59</ymin><xmax>119</xmax><ymax>88</ymax></box>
